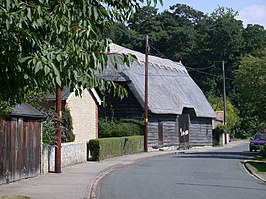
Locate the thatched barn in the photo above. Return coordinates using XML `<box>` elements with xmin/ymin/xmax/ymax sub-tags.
<box><xmin>99</xmin><ymin>44</ymin><xmax>216</xmax><ymax>149</ymax></box>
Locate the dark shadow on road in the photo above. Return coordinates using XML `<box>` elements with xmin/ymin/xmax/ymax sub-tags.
<box><xmin>173</xmin><ymin>151</ymin><xmax>258</xmax><ymax>160</ymax></box>
<box><xmin>175</xmin><ymin>182</ymin><xmax>266</xmax><ymax>191</ymax></box>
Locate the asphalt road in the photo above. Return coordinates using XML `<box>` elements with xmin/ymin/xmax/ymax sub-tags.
<box><xmin>96</xmin><ymin>143</ymin><xmax>266</xmax><ymax>199</ymax></box>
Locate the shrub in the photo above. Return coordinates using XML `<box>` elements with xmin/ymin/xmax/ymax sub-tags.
<box><xmin>88</xmin><ymin>136</ymin><xmax>144</xmax><ymax>161</ymax></box>
<box><xmin>98</xmin><ymin>117</ymin><xmax>144</xmax><ymax>138</ymax></box>
<box><xmin>42</xmin><ymin>109</ymin><xmax>57</xmax><ymax>145</ymax></box>
<box><xmin>62</xmin><ymin>108</ymin><xmax>75</xmax><ymax>142</ymax></box>
<box><xmin>212</xmin><ymin>125</ymin><xmax>226</xmax><ymax>146</ymax></box>
<box><xmin>208</xmin><ymin>95</ymin><xmax>240</xmax><ymax>138</ymax></box>
<box><xmin>234</xmin><ymin>116</ymin><xmax>264</xmax><ymax>139</ymax></box>
<box><xmin>259</xmin><ymin>145</ymin><xmax>266</xmax><ymax>158</ymax></box>
<box><xmin>42</xmin><ymin>108</ymin><xmax>75</xmax><ymax>145</ymax></box>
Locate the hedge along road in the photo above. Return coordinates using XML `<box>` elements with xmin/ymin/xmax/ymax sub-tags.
<box><xmin>96</xmin><ymin>143</ymin><xmax>266</xmax><ymax>199</ymax></box>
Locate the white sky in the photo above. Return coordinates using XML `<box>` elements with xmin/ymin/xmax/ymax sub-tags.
<box><xmin>153</xmin><ymin>0</ymin><xmax>266</xmax><ymax>27</ymax></box>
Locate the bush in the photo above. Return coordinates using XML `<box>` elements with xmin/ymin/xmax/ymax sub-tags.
<box><xmin>234</xmin><ymin>116</ymin><xmax>264</xmax><ymax>139</ymax></box>
<box><xmin>98</xmin><ymin>117</ymin><xmax>144</xmax><ymax>138</ymax></box>
<box><xmin>212</xmin><ymin>125</ymin><xmax>226</xmax><ymax>146</ymax></box>
<box><xmin>42</xmin><ymin>109</ymin><xmax>57</xmax><ymax>145</ymax></box>
<box><xmin>208</xmin><ymin>95</ymin><xmax>240</xmax><ymax>138</ymax></box>
<box><xmin>88</xmin><ymin>136</ymin><xmax>144</xmax><ymax>161</ymax></box>
<box><xmin>62</xmin><ymin>108</ymin><xmax>75</xmax><ymax>142</ymax></box>
<box><xmin>42</xmin><ymin>108</ymin><xmax>75</xmax><ymax>145</ymax></box>
<box><xmin>259</xmin><ymin>145</ymin><xmax>266</xmax><ymax>157</ymax></box>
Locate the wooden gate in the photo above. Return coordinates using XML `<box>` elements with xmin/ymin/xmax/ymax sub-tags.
<box><xmin>178</xmin><ymin>114</ymin><xmax>190</xmax><ymax>149</ymax></box>
<box><xmin>0</xmin><ymin>118</ymin><xmax>41</xmax><ymax>184</ymax></box>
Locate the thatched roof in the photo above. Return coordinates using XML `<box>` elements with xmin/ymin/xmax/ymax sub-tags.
<box><xmin>101</xmin><ymin>44</ymin><xmax>215</xmax><ymax>118</ymax></box>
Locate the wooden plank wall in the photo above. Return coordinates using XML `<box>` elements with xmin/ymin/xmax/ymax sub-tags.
<box><xmin>0</xmin><ymin>118</ymin><xmax>41</xmax><ymax>184</ymax></box>
<box><xmin>148</xmin><ymin>114</ymin><xmax>179</xmax><ymax>148</ymax></box>
<box><xmin>148</xmin><ymin>121</ymin><xmax>159</xmax><ymax>148</ymax></box>
<box><xmin>162</xmin><ymin>121</ymin><xmax>179</xmax><ymax>147</ymax></box>
<box><xmin>189</xmin><ymin>117</ymin><xmax>213</xmax><ymax>147</ymax></box>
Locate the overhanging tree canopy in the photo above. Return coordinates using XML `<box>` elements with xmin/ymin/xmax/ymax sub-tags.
<box><xmin>0</xmin><ymin>0</ymin><xmax>162</xmax><ymax>115</ymax></box>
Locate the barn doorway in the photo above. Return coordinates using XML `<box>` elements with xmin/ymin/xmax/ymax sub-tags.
<box><xmin>178</xmin><ymin>114</ymin><xmax>190</xmax><ymax>149</ymax></box>
<box><xmin>158</xmin><ymin>122</ymin><xmax>163</xmax><ymax>147</ymax></box>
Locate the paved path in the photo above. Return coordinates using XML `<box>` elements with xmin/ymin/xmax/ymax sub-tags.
<box><xmin>0</xmin><ymin>141</ymin><xmax>259</xmax><ymax>199</ymax></box>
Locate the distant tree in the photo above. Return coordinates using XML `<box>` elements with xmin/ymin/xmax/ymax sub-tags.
<box><xmin>242</xmin><ymin>24</ymin><xmax>266</xmax><ymax>54</ymax></box>
<box><xmin>192</xmin><ymin>7</ymin><xmax>243</xmax><ymax>96</ymax></box>
<box><xmin>208</xmin><ymin>95</ymin><xmax>240</xmax><ymax>137</ymax></box>
<box><xmin>235</xmin><ymin>49</ymin><xmax>266</xmax><ymax>123</ymax></box>
<box><xmin>107</xmin><ymin>4</ymin><xmax>266</xmax><ymax>103</ymax></box>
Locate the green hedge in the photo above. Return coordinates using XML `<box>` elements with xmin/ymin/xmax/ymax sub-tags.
<box><xmin>98</xmin><ymin>118</ymin><xmax>144</xmax><ymax>138</ymax></box>
<box><xmin>88</xmin><ymin>136</ymin><xmax>144</xmax><ymax>161</ymax></box>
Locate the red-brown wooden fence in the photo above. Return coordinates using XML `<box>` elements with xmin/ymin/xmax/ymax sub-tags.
<box><xmin>0</xmin><ymin>103</ymin><xmax>44</xmax><ymax>184</ymax></box>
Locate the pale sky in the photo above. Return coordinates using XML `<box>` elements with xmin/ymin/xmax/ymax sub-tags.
<box><xmin>153</xmin><ymin>0</ymin><xmax>266</xmax><ymax>27</ymax></box>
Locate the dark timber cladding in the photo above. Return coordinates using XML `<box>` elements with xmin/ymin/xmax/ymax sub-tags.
<box><xmin>189</xmin><ymin>118</ymin><xmax>213</xmax><ymax>147</ymax></box>
<box><xmin>100</xmin><ymin>44</ymin><xmax>216</xmax><ymax>149</ymax></box>
<box><xmin>98</xmin><ymin>84</ymin><xmax>143</xmax><ymax>119</ymax></box>
<box><xmin>148</xmin><ymin>114</ymin><xmax>179</xmax><ymax>148</ymax></box>
<box><xmin>0</xmin><ymin>103</ymin><xmax>45</xmax><ymax>184</ymax></box>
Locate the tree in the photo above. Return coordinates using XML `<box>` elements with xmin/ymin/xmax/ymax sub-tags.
<box><xmin>242</xmin><ymin>24</ymin><xmax>266</xmax><ymax>54</ymax></box>
<box><xmin>190</xmin><ymin>7</ymin><xmax>244</xmax><ymax>96</ymax></box>
<box><xmin>107</xmin><ymin>4</ymin><xmax>266</xmax><ymax>106</ymax></box>
<box><xmin>208</xmin><ymin>95</ymin><xmax>240</xmax><ymax>137</ymax></box>
<box><xmin>127</xmin><ymin>4</ymin><xmax>206</xmax><ymax>60</ymax></box>
<box><xmin>0</xmin><ymin>0</ymin><xmax>162</xmax><ymax>116</ymax></box>
<box><xmin>235</xmin><ymin>49</ymin><xmax>266</xmax><ymax>123</ymax></box>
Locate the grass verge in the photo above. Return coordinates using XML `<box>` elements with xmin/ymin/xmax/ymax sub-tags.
<box><xmin>245</xmin><ymin>161</ymin><xmax>266</xmax><ymax>174</ymax></box>
<box><xmin>0</xmin><ymin>196</ymin><xmax>31</xmax><ymax>199</ymax></box>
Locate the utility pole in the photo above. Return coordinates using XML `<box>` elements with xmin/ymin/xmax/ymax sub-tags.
<box><xmin>144</xmin><ymin>35</ymin><xmax>149</xmax><ymax>152</ymax></box>
<box><xmin>55</xmin><ymin>87</ymin><xmax>62</xmax><ymax>173</ymax></box>
<box><xmin>222</xmin><ymin>60</ymin><xmax>227</xmax><ymax>144</ymax></box>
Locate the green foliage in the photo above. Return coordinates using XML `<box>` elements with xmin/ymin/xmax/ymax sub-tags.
<box><xmin>208</xmin><ymin>95</ymin><xmax>240</xmax><ymax>137</ymax></box>
<box><xmin>42</xmin><ymin>109</ymin><xmax>57</xmax><ymax>146</ymax></box>
<box><xmin>233</xmin><ymin>50</ymin><xmax>266</xmax><ymax>138</ymax></box>
<box><xmin>235</xmin><ymin>51</ymin><xmax>266</xmax><ymax>123</ymax></box>
<box><xmin>258</xmin><ymin>145</ymin><xmax>266</xmax><ymax>159</ymax></box>
<box><xmin>234</xmin><ymin>116</ymin><xmax>265</xmax><ymax>139</ymax></box>
<box><xmin>62</xmin><ymin>108</ymin><xmax>75</xmax><ymax>143</ymax></box>
<box><xmin>0</xmin><ymin>101</ymin><xmax>13</xmax><ymax>119</ymax></box>
<box><xmin>246</xmin><ymin>162</ymin><xmax>266</xmax><ymax>174</ymax></box>
<box><xmin>108</xmin><ymin>4</ymin><xmax>266</xmax><ymax>100</ymax></box>
<box><xmin>242</xmin><ymin>24</ymin><xmax>266</xmax><ymax>54</ymax></box>
<box><xmin>212</xmin><ymin>125</ymin><xmax>226</xmax><ymax>146</ymax></box>
<box><xmin>88</xmin><ymin>139</ymin><xmax>100</xmax><ymax>161</ymax></box>
<box><xmin>106</xmin><ymin>3</ymin><xmax>261</xmax><ymax>140</ymax></box>
<box><xmin>98</xmin><ymin>117</ymin><xmax>144</xmax><ymax>138</ymax></box>
<box><xmin>105</xmin><ymin>3</ymin><xmax>266</xmax><ymax>141</ymax></box>
<box><xmin>214</xmin><ymin>124</ymin><xmax>226</xmax><ymax>135</ymax></box>
<box><xmin>88</xmin><ymin>136</ymin><xmax>144</xmax><ymax>161</ymax></box>
<box><xmin>0</xmin><ymin>196</ymin><xmax>31</xmax><ymax>199</ymax></box>
<box><xmin>0</xmin><ymin>0</ymin><xmax>161</xmax><ymax>115</ymax></box>
<box><xmin>42</xmin><ymin>108</ymin><xmax>74</xmax><ymax>145</ymax></box>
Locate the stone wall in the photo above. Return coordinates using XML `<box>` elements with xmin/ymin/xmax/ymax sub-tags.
<box><xmin>41</xmin><ymin>142</ymin><xmax>87</xmax><ymax>174</ymax></box>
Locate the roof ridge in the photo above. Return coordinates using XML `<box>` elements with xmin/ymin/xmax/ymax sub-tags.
<box><xmin>109</xmin><ymin>43</ymin><xmax>187</xmax><ymax>72</ymax></box>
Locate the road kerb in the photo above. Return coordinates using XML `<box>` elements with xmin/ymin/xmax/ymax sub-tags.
<box><xmin>242</xmin><ymin>160</ymin><xmax>266</xmax><ymax>182</ymax></box>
